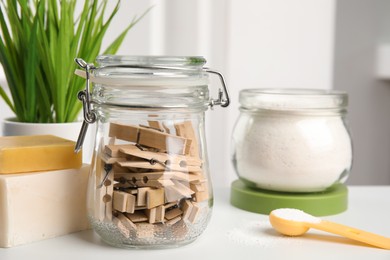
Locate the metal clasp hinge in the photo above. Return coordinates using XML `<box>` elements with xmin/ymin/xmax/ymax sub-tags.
<box><xmin>204</xmin><ymin>68</ymin><xmax>230</xmax><ymax>108</ymax></box>
<box><xmin>74</xmin><ymin>58</ymin><xmax>97</xmax><ymax>153</ymax></box>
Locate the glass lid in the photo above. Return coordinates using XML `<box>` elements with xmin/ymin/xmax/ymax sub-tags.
<box><xmin>239</xmin><ymin>88</ymin><xmax>348</xmax><ymax>111</ymax></box>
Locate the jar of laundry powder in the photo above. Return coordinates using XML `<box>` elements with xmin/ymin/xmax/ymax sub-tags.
<box><xmin>231</xmin><ymin>89</ymin><xmax>353</xmax><ymax>193</ymax></box>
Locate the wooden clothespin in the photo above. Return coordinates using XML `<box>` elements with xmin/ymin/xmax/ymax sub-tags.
<box><xmin>109</xmin><ymin>122</ymin><xmax>191</xmax><ymax>155</ymax></box>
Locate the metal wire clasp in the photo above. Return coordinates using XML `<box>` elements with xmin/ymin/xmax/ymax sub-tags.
<box><xmin>204</xmin><ymin>68</ymin><xmax>230</xmax><ymax>108</ymax></box>
<box><xmin>74</xmin><ymin>58</ymin><xmax>97</xmax><ymax>153</ymax></box>
<box><xmin>75</xmin><ymin>58</ymin><xmax>97</xmax><ymax>123</ymax></box>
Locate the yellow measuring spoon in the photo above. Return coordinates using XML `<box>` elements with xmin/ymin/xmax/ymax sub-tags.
<box><xmin>269</xmin><ymin>208</ymin><xmax>390</xmax><ymax>249</ymax></box>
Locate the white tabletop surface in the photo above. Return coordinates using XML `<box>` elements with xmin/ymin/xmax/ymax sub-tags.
<box><xmin>1</xmin><ymin>185</ymin><xmax>389</xmax><ymax>260</ymax></box>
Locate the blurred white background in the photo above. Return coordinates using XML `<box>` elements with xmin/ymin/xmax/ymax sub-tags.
<box><xmin>1</xmin><ymin>0</ymin><xmax>389</xmax><ymax>186</ymax></box>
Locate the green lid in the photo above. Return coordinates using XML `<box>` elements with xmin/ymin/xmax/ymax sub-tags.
<box><xmin>230</xmin><ymin>179</ymin><xmax>348</xmax><ymax>216</ymax></box>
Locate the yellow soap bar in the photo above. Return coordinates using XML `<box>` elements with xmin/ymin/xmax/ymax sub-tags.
<box><xmin>0</xmin><ymin>135</ymin><xmax>82</xmax><ymax>174</ymax></box>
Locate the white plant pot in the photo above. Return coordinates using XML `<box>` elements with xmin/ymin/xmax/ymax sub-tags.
<box><xmin>2</xmin><ymin>118</ymin><xmax>94</xmax><ymax>163</ymax></box>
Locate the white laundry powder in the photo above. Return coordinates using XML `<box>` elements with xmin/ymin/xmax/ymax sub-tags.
<box><xmin>232</xmin><ymin>113</ymin><xmax>352</xmax><ymax>192</ymax></box>
<box><xmin>271</xmin><ymin>208</ymin><xmax>321</xmax><ymax>223</ymax></box>
<box><xmin>226</xmin><ymin>220</ymin><xmax>303</xmax><ymax>247</ymax></box>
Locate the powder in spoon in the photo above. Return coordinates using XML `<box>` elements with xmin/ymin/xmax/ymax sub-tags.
<box><xmin>271</xmin><ymin>208</ymin><xmax>321</xmax><ymax>223</ymax></box>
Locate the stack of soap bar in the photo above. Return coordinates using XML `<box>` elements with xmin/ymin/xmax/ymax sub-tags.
<box><xmin>0</xmin><ymin>135</ymin><xmax>82</xmax><ymax>174</ymax></box>
<box><xmin>0</xmin><ymin>164</ymin><xmax>90</xmax><ymax>248</ymax></box>
<box><xmin>0</xmin><ymin>135</ymin><xmax>87</xmax><ymax>247</ymax></box>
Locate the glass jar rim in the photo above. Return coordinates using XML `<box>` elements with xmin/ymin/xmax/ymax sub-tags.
<box><xmin>96</xmin><ymin>55</ymin><xmax>207</xmax><ymax>68</ymax></box>
<box><xmin>239</xmin><ymin>88</ymin><xmax>348</xmax><ymax>110</ymax></box>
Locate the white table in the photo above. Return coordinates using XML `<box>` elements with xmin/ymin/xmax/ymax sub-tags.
<box><xmin>1</xmin><ymin>185</ymin><xmax>389</xmax><ymax>260</ymax></box>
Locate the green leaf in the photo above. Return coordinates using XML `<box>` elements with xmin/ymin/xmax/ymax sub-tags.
<box><xmin>104</xmin><ymin>6</ymin><xmax>153</xmax><ymax>54</ymax></box>
<box><xmin>24</xmin><ymin>12</ymin><xmax>40</xmax><ymax>122</ymax></box>
<box><xmin>0</xmin><ymin>85</ymin><xmax>15</xmax><ymax>112</ymax></box>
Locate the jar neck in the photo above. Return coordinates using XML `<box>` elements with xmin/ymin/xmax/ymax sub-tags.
<box><xmin>95</xmin><ymin>106</ymin><xmax>207</xmax><ymax>124</ymax></box>
<box><xmin>240</xmin><ymin>107</ymin><xmax>347</xmax><ymax>117</ymax></box>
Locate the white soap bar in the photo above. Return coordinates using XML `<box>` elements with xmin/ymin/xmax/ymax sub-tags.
<box><xmin>0</xmin><ymin>164</ymin><xmax>90</xmax><ymax>248</ymax></box>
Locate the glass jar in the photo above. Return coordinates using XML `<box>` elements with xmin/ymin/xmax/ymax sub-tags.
<box><xmin>74</xmin><ymin>55</ymin><xmax>229</xmax><ymax>248</ymax></box>
<box><xmin>232</xmin><ymin>89</ymin><xmax>353</xmax><ymax>193</ymax></box>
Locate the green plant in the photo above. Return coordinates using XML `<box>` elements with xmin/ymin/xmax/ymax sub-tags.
<box><xmin>0</xmin><ymin>0</ymin><xmax>148</xmax><ymax>123</ymax></box>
